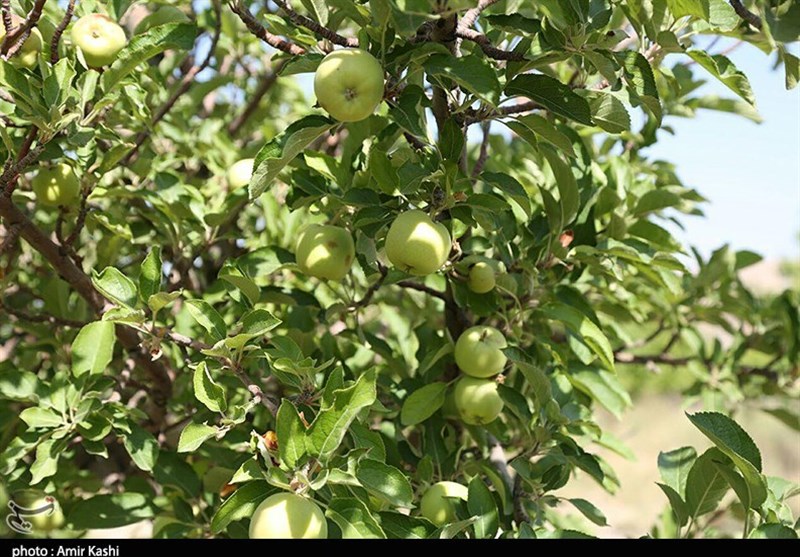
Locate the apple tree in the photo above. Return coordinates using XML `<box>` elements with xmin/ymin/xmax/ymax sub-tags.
<box><xmin>0</xmin><ymin>0</ymin><xmax>798</xmax><ymax>540</ymax></box>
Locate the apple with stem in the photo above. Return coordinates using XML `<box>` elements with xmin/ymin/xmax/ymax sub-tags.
<box><xmin>31</xmin><ymin>163</ymin><xmax>81</xmax><ymax>208</ymax></box>
<box><xmin>0</xmin><ymin>14</ymin><xmax>43</xmax><ymax>69</ymax></box>
<box><xmin>249</xmin><ymin>493</ymin><xmax>327</xmax><ymax>539</ymax></box>
<box><xmin>314</xmin><ymin>49</ymin><xmax>384</xmax><ymax>122</ymax></box>
<box><xmin>454</xmin><ymin>325</ymin><xmax>507</xmax><ymax>378</ymax></box>
<box><xmin>385</xmin><ymin>210</ymin><xmax>451</xmax><ymax>276</ymax></box>
<box><xmin>420</xmin><ymin>481</ymin><xmax>468</xmax><ymax>526</ymax></box>
<box><xmin>453</xmin><ymin>376</ymin><xmax>505</xmax><ymax>425</ymax></box>
<box><xmin>71</xmin><ymin>14</ymin><xmax>127</xmax><ymax>68</ymax></box>
<box><xmin>295</xmin><ymin>224</ymin><xmax>355</xmax><ymax>281</ymax></box>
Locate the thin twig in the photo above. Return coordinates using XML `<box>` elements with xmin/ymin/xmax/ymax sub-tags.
<box><xmin>472</xmin><ymin>121</ymin><xmax>490</xmax><ymax>178</ymax></box>
<box><xmin>349</xmin><ymin>263</ymin><xmax>388</xmax><ymax>311</ymax></box>
<box><xmin>395</xmin><ymin>280</ymin><xmax>448</xmax><ymax>302</ymax></box>
<box><xmin>1</xmin><ymin>1</ymin><xmax>12</xmax><ymax>34</ymax></box>
<box><xmin>459</xmin><ymin>0</ymin><xmax>500</xmax><ymax>31</ymax></box>
<box><xmin>274</xmin><ymin>0</ymin><xmax>358</xmax><ymax>48</ymax></box>
<box><xmin>50</xmin><ymin>0</ymin><xmax>75</xmax><ymax>64</ymax></box>
<box><xmin>2</xmin><ymin>128</ymin><xmax>43</xmax><ymax>197</ymax></box>
<box><xmin>455</xmin><ymin>28</ymin><xmax>525</xmax><ymax>61</ymax></box>
<box><xmin>229</xmin><ymin>0</ymin><xmax>305</xmax><ymax>55</ymax></box>
<box><xmin>0</xmin><ymin>0</ymin><xmax>46</xmax><ymax>56</ymax></box>
<box><xmin>227</xmin><ymin>62</ymin><xmax>283</xmax><ymax>136</ymax></box>
<box><xmin>729</xmin><ymin>0</ymin><xmax>762</xmax><ymax>30</ymax></box>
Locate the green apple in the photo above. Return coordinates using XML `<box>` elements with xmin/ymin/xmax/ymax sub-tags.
<box><xmin>31</xmin><ymin>163</ymin><xmax>81</xmax><ymax>208</ymax></box>
<box><xmin>453</xmin><ymin>376</ymin><xmax>504</xmax><ymax>425</ymax></box>
<box><xmin>249</xmin><ymin>493</ymin><xmax>327</xmax><ymax>539</ymax></box>
<box><xmin>227</xmin><ymin>158</ymin><xmax>254</xmax><ymax>189</ymax></box>
<box><xmin>71</xmin><ymin>14</ymin><xmax>127</xmax><ymax>68</ymax></box>
<box><xmin>468</xmin><ymin>261</ymin><xmax>496</xmax><ymax>294</ymax></box>
<box><xmin>0</xmin><ymin>15</ymin><xmax>42</xmax><ymax>69</ymax></box>
<box><xmin>295</xmin><ymin>224</ymin><xmax>355</xmax><ymax>281</ymax></box>
<box><xmin>314</xmin><ymin>49</ymin><xmax>384</xmax><ymax>122</ymax></box>
<box><xmin>420</xmin><ymin>481</ymin><xmax>468</xmax><ymax>526</ymax></box>
<box><xmin>385</xmin><ymin>210</ymin><xmax>451</xmax><ymax>276</ymax></box>
<box><xmin>134</xmin><ymin>6</ymin><xmax>191</xmax><ymax>34</ymax></box>
<box><xmin>10</xmin><ymin>490</ymin><xmax>65</xmax><ymax>533</ymax></box>
<box><xmin>454</xmin><ymin>325</ymin><xmax>507</xmax><ymax>378</ymax></box>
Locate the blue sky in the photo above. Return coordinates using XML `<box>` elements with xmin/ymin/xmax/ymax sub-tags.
<box><xmin>650</xmin><ymin>43</ymin><xmax>800</xmax><ymax>261</ymax></box>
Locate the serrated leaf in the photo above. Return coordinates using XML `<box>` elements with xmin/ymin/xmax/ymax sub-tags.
<box><xmin>20</xmin><ymin>407</ymin><xmax>63</xmax><ymax>429</ymax></box>
<box><xmin>185</xmin><ymin>299</ymin><xmax>227</xmax><ymax>341</ymax></box>
<box><xmin>482</xmin><ymin>171</ymin><xmax>533</xmax><ymax>217</ymax></box>
<box><xmin>139</xmin><ymin>247</ymin><xmax>162</xmax><ymax>301</ymax></box>
<box><xmin>618</xmin><ymin>51</ymin><xmax>661</xmax><ymax>124</ymax></box>
<box><xmin>122</xmin><ymin>423</ymin><xmax>160</xmax><ymax>472</ymax></box>
<box><xmin>29</xmin><ymin>439</ymin><xmax>59</xmax><ymax>484</ymax></box>
<box><xmin>92</xmin><ymin>267</ymin><xmax>138</xmax><ymax>308</ymax></box>
<box><xmin>687</xmin><ymin>51</ymin><xmax>755</xmax><ymax>105</ymax></box>
<box><xmin>425</xmin><ymin>54</ymin><xmax>501</xmax><ymax>106</ymax></box>
<box><xmin>276</xmin><ymin>400</ymin><xmax>306</xmax><ymax>468</ymax></box>
<box><xmin>685</xmin><ymin>448</ymin><xmax>731</xmax><ymax>517</ymax></box>
<box><xmin>356</xmin><ymin>459</ymin><xmax>414</xmax><ymax>508</ymax></box>
<box><xmin>468</xmin><ymin>476</ymin><xmax>499</xmax><ymax>538</ymax></box>
<box><xmin>567</xmin><ymin>498</ymin><xmax>608</xmax><ymax>527</ymax></box>
<box><xmin>656</xmin><ymin>483</ymin><xmax>689</xmax><ymax>526</ymax></box>
<box><xmin>71</xmin><ymin>321</ymin><xmax>116</xmax><ymax>377</ymax></box>
<box><xmin>658</xmin><ymin>446</ymin><xmax>697</xmax><ymax>496</ymax></box>
<box><xmin>327</xmin><ymin>497</ymin><xmax>385</xmax><ymax>538</ymax></box>
<box><xmin>193</xmin><ymin>361</ymin><xmax>227</xmax><ymax>413</ymax></box>
<box><xmin>748</xmin><ymin>523</ymin><xmax>798</xmax><ymax>539</ymax></box>
<box><xmin>543</xmin><ymin>302</ymin><xmax>615</xmax><ymax>372</ymax></box>
<box><xmin>401</xmin><ymin>383</ymin><xmax>447</xmax><ymax>426</ymax></box>
<box><xmin>250</xmin><ymin>115</ymin><xmax>336</xmax><ymax>198</ymax></box>
<box><xmin>589</xmin><ymin>93</ymin><xmax>631</xmax><ymax>133</ymax></box>
<box><xmin>210</xmin><ymin>481</ymin><xmax>273</xmax><ymax>534</ymax></box>
<box><xmin>505</xmin><ymin>74</ymin><xmax>592</xmax><ymax>125</ymax></box>
<box><xmin>569</xmin><ymin>366</ymin><xmax>631</xmax><ymax>418</ymax></box>
<box><xmin>177</xmin><ymin>422</ymin><xmax>217</xmax><ymax>453</ymax></box>
<box><xmin>378</xmin><ymin>512</ymin><xmax>436</xmax><ymax>539</ymax></box>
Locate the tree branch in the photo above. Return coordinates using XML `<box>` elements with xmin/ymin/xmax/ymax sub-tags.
<box><xmin>229</xmin><ymin>1</ymin><xmax>306</xmax><ymax>55</ymax></box>
<box><xmin>395</xmin><ymin>280</ymin><xmax>448</xmax><ymax>302</ymax></box>
<box><xmin>454</xmin><ymin>28</ymin><xmax>525</xmax><ymax>61</ymax></box>
<box><xmin>273</xmin><ymin>0</ymin><xmax>358</xmax><ymax>48</ymax></box>
<box><xmin>227</xmin><ymin>62</ymin><xmax>283</xmax><ymax>137</ymax></box>
<box><xmin>50</xmin><ymin>0</ymin><xmax>75</xmax><ymax>64</ymax></box>
<box><xmin>729</xmin><ymin>0</ymin><xmax>762</xmax><ymax>30</ymax></box>
<box><xmin>349</xmin><ymin>263</ymin><xmax>388</xmax><ymax>311</ymax></box>
<box><xmin>472</xmin><ymin>121</ymin><xmax>491</xmax><ymax>178</ymax></box>
<box><xmin>0</xmin><ymin>0</ymin><xmax>46</xmax><ymax>57</ymax></box>
<box><xmin>459</xmin><ymin>0</ymin><xmax>501</xmax><ymax>31</ymax></box>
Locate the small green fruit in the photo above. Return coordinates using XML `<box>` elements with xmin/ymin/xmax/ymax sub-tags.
<box><xmin>454</xmin><ymin>325</ymin><xmax>507</xmax><ymax>378</ymax></box>
<box><xmin>249</xmin><ymin>493</ymin><xmax>327</xmax><ymax>539</ymax></box>
<box><xmin>385</xmin><ymin>210</ymin><xmax>451</xmax><ymax>276</ymax></box>
<box><xmin>227</xmin><ymin>158</ymin><xmax>254</xmax><ymax>189</ymax></box>
<box><xmin>453</xmin><ymin>376</ymin><xmax>504</xmax><ymax>425</ymax></box>
<box><xmin>0</xmin><ymin>15</ymin><xmax>42</xmax><ymax>68</ymax></box>
<box><xmin>420</xmin><ymin>481</ymin><xmax>468</xmax><ymax>526</ymax></box>
<box><xmin>31</xmin><ymin>163</ymin><xmax>81</xmax><ymax>208</ymax></box>
<box><xmin>10</xmin><ymin>490</ymin><xmax>65</xmax><ymax>533</ymax></box>
<box><xmin>71</xmin><ymin>14</ymin><xmax>127</xmax><ymax>68</ymax></box>
<box><xmin>295</xmin><ymin>224</ymin><xmax>355</xmax><ymax>281</ymax></box>
<box><xmin>314</xmin><ymin>49</ymin><xmax>384</xmax><ymax>122</ymax></box>
<box><xmin>468</xmin><ymin>261</ymin><xmax>496</xmax><ymax>294</ymax></box>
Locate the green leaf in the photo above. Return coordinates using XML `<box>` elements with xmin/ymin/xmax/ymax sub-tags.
<box><xmin>658</xmin><ymin>446</ymin><xmax>697</xmax><ymax>495</ymax></box>
<box><xmin>569</xmin><ymin>366</ymin><xmax>631</xmax><ymax>418</ymax></box>
<box><xmin>153</xmin><ymin>452</ymin><xmax>201</xmax><ymax>497</ymax></box>
<box><xmin>713</xmin><ymin>461</ymin><xmax>752</xmax><ymax>510</ymax></box>
<box><xmin>122</xmin><ymin>423</ymin><xmax>160</xmax><ymax>472</ymax></box>
<box><xmin>148</xmin><ymin>291</ymin><xmax>181</xmax><ymax>315</ymax></box>
<box><xmin>185</xmin><ymin>299</ymin><xmax>227</xmax><ymax>341</ymax></box>
<box><xmin>762</xmin><ymin>407</ymin><xmax>800</xmax><ymax>432</ymax></box>
<box><xmin>748</xmin><ymin>523</ymin><xmax>799</xmax><ymax>539</ymax></box>
<box><xmin>439</xmin><ymin>118</ymin><xmax>465</xmax><ymax>162</ymax></box>
<box><xmin>224</xmin><ymin>308</ymin><xmax>281</xmax><ymax>349</ymax></box>
<box><xmin>541</xmin><ymin>145</ymin><xmax>579</xmax><ymax>227</ymax></box>
<box><xmin>387</xmin><ymin>85</ymin><xmax>428</xmax><ymax>138</ymax></box>
<box><xmin>468</xmin><ymin>476</ymin><xmax>499</xmax><ymax>538</ymax></box>
<box><xmin>482</xmin><ymin>171</ymin><xmax>533</xmax><ymax>217</ymax></box>
<box><xmin>102</xmin><ymin>23</ymin><xmax>198</xmax><ymax>90</ymax></box>
<box><xmin>588</xmin><ymin>93</ymin><xmax>631</xmax><ymax>133</ymax></box>
<box><xmin>177</xmin><ymin>422</ymin><xmax>217</xmax><ymax>453</ymax></box>
<box><xmin>0</xmin><ymin>369</ymin><xmax>39</xmax><ymax>401</ymax></box>
<box><xmin>219</xmin><ymin>265</ymin><xmax>260</xmax><ymax>306</ymax></box>
<box><xmin>401</xmin><ymin>382</ymin><xmax>447</xmax><ymax>426</ymax></box>
<box><xmin>378</xmin><ymin>512</ymin><xmax>436</xmax><ymax>539</ymax></box>
<box><xmin>687</xmin><ymin>51</ymin><xmax>755</xmax><ymax>105</ymax></box>
<box><xmin>326</xmin><ymin>497</ymin><xmax>386</xmax><ymax>538</ymax></box>
<box><xmin>634</xmin><ymin>189</ymin><xmax>683</xmax><ymax>215</ymax></box>
<box><xmin>424</xmin><ymin>54</ymin><xmax>501</xmax><ymax>106</ymax></box>
<box><xmin>685</xmin><ymin>448</ymin><xmax>731</xmax><ymax>517</ymax></box>
<box><xmin>139</xmin><ymin>247</ymin><xmax>162</xmax><ymax>301</ymax></box>
<box><xmin>542</xmin><ymin>303</ymin><xmax>615</xmax><ymax>372</ymax></box>
<box><xmin>567</xmin><ymin>498</ymin><xmax>607</xmax><ymax>527</ymax></box>
<box><xmin>618</xmin><ymin>51</ymin><xmax>661</xmax><ymax>123</ymax></box>
<box><xmin>356</xmin><ymin>459</ymin><xmax>414</xmax><ymax>508</ymax></box>
<box><xmin>782</xmin><ymin>49</ymin><xmax>799</xmax><ymax>90</ymax></box>
<box><xmin>307</xmin><ymin>370</ymin><xmax>377</xmax><ymax>461</ymax></box>
<box><xmin>92</xmin><ymin>267</ymin><xmax>138</xmax><ymax>308</ymax></box>
<box><xmin>210</xmin><ymin>481</ymin><xmax>273</xmax><ymax>534</ymax></box>
<box><xmin>250</xmin><ymin>115</ymin><xmax>336</xmax><ymax>198</ymax></box>
<box><xmin>513</xmin><ymin>114</ymin><xmax>576</xmax><ymax>157</ymax></box>
<box><xmin>276</xmin><ymin>400</ymin><xmax>307</xmax><ymax>468</ymax></box>
<box><xmin>687</xmin><ymin>412</ymin><xmax>767</xmax><ymax>507</ymax></box>
<box><xmin>656</xmin><ymin>483</ymin><xmax>689</xmax><ymax>526</ymax></box>
<box><xmin>71</xmin><ymin>321</ymin><xmax>116</xmax><ymax>377</ymax></box>
<box><xmin>193</xmin><ymin>361</ymin><xmax>227</xmax><ymax>413</ymax></box>
<box><xmin>505</xmin><ymin>74</ymin><xmax>593</xmax><ymax>125</ymax></box>
<box><xmin>30</xmin><ymin>439</ymin><xmax>59</xmax><ymax>485</ymax></box>
<box><xmin>69</xmin><ymin>493</ymin><xmax>155</xmax><ymax>529</ymax></box>
<box><xmin>20</xmin><ymin>407</ymin><xmax>63</xmax><ymax>429</ymax></box>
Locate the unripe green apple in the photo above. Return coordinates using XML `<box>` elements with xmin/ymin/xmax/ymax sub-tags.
<box><xmin>453</xmin><ymin>376</ymin><xmax>504</xmax><ymax>425</ymax></box>
<box><xmin>295</xmin><ymin>224</ymin><xmax>355</xmax><ymax>281</ymax></box>
<box><xmin>468</xmin><ymin>261</ymin><xmax>496</xmax><ymax>294</ymax></box>
<box><xmin>454</xmin><ymin>325</ymin><xmax>507</xmax><ymax>378</ymax></box>
<box><xmin>420</xmin><ymin>481</ymin><xmax>468</xmax><ymax>526</ymax></box>
<box><xmin>10</xmin><ymin>490</ymin><xmax>65</xmax><ymax>533</ymax></box>
<box><xmin>385</xmin><ymin>210</ymin><xmax>451</xmax><ymax>276</ymax></box>
<box><xmin>71</xmin><ymin>14</ymin><xmax>127</xmax><ymax>68</ymax></box>
<box><xmin>249</xmin><ymin>493</ymin><xmax>327</xmax><ymax>539</ymax></box>
<box><xmin>314</xmin><ymin>49</ymin><xmax>384</xmax><ymax>122</ymax></box>
<box><xmin>227</xmin><ymin>158</ymin><xmax>254</xmax><ymax>189</ymax></box>
<box><xmin>31</xmin><ymin>163</ymin><xmax>81</xmax><ymax>208</ymax></box>
<box><xmin>0</xmin><ymin>15</ymin><xmax>42</xmax><ymax>68</ymax></box>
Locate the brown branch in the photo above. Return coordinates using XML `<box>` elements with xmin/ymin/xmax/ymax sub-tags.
<box><xmin>729</xmin><ymin>0</ymin><xmax>762</xmax><ymax>30</ymax></box>
<box><xmin>396</xmin><ymin>280</ymin><xmax>448</xmax><ymax>302</ymax></box>
<box><xmin>123</xmin><ymin>0</ymin><xmax>223</xmax><ymax>164</ymax></box>
<box><xmin>274</xmin><ymin>0</ymin><xmax>358</xmax><ymax>48</ymax></box>
<box><xmin>513</xmin><ymin>474</ymin><xmax>532</xmax><ymax>525</ymax></box>
<box><xmin>349</xmin><ymin>262</ymin><xmax>388</xmax><ymax>311</ymax></box>
<box><xmin>455</xmin><ymin>28</ymin><xmax>525</xmax><ymax>61</ymax></box>
<box><xmin>2</xmin><ymin>128</ymin><xmax>42</xmax><ymax>196</ymax></box>
<box><xmin>229</xmin><ymin>1</ymin><xmax>305</xmax><ymax>55</ymax></box>
<box><xmin>63</xmin><ymin>185</ymin><xmax>92</xmax><ymax>248</ymax></box>
<box><xmin>459</xmin><ymin>0</ymin><xmax>501</xmax><ymax>31</ymax></box>
<box><xmin>227</xmin><ymin>63</ymin><xmax>283</xmax><ymax>137</ymax></box>
<box><xmin>232</xmin><ymin>363</ymin><xmax>278</xmax><ymax>417</ymax></box>
<box><xmin>0</xmin><ymin>196</ymin><xmax>174</xmax><ymax>427</ymax></box>
<box><xmin>50</xmin><ymin>0</ymin><xmax>75</xmax><ymax>64</ymax></box>
<box><xmin>0</xmin><ymin>0</ymin><xmax>46</xmax><ymax>56</ymax></box>
<box><xmin>463</xmin><ymin>100</ymin><xmax>543</xmax><ymax>125</ymax></box>
<box><xmin>1</xmin><ymin>1</ymin><xmax>12</xmax><ymax>34</ymax></box>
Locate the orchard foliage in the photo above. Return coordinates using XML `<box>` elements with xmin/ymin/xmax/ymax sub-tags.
<box><xmin>0</xmin><ymin>0</ymin><xmax>798</xmax><ymax>540</ymax></box>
